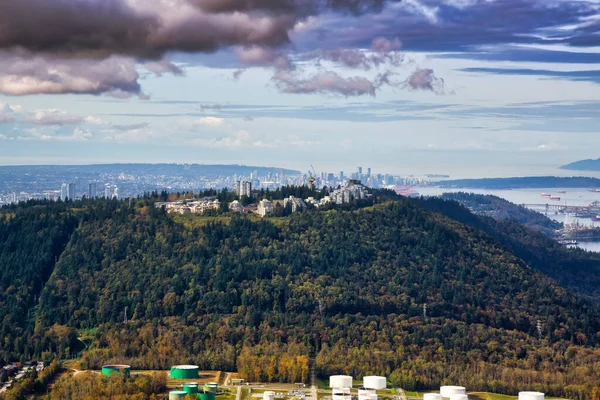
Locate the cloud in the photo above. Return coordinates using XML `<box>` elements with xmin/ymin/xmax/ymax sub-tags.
<box><xmin>304</xmin><ymin>0</ymin><xmax>599</xmax><ymax>53</ymax></box>
<box><xmin>405</xmin><ymin>68</ymin><xmax>446</xmax><ymax>94</ymax></box>
<box><xmin>143</xmin><ymin>59</ymin><xmax>184</xmax><ymax>77</ymax></box>
<box><xmin>461</xmin><ymin>67</ymin><xmax>600</xmax><ymax>84</ymax></box>
<box><xmin>111</xmin><ymin>123</ymin><xmax>151</xmax><ymax>131</ymax></box>
<box><xmin>0</xmin><ymin>0</ymin><xmax>400</xmax><ymax>60</ymax></box>
<box><xmin>236</xmin><ymin>46</ymin><xmax>293</xmax><ymax>70</ymax></box>
<box><xmin>198</xmin><ymin>104</ymin><xmax>223</xmax><ymax>111</ymax></box>
<box><xmin>29</xmin><ymin>109</ymin><xmax>87</xmax><ymax>126</ymax></box>
<box><xmin>0</xmin><ymin>102</ymin><xmax>19</xmax><ymax>123</ymax></box>
<box><xmin>304</xmin><ymin>37</ymin><xmax>403</xmax><ymax>70</ymax></box>
<box><xmin>272</xmin><ymin>70</ymin><xmax>378</xmax><ymax>96</ymax></box>
<box><xmin>519</xmin><ymin>143</ymin><xmax>567</xmax><ymax>152</ymax></box>
<box><xmin>182</xmin><ymin>117</ymin><xmax>227</xmax><ymax>128</ymax></box>
<box><xmin>191</xmin><ymin>129</ymin><xmax>272</xmax><ymax>148</ymax></box>
<box><xmin>0</xmin><ymin>51</ymin><xmax>146</xmax><ymax>97</ymax></box>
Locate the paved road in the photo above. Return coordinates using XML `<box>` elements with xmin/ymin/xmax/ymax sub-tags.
<box><xmin>236</xmin><ymin>385</ymin><xmax>242</xmax><ymax>400</ymax></box>
<box><xmin>311</xmin><ymin>385</ymin><xmax>318</xmax><ymax>400</ymax></box>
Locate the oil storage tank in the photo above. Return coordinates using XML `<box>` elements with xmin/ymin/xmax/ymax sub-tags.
<box><xmin>183</xmin><ymin>382</ymin><xmax>199</xmax><ymax>395</ymax></box>
<box><xmin>330</xmin><ymin>375</ymin><xmax>353</xmax><ymax>389</ymax></box>
<box><xmin>440</xmin><ymin>386</ymin><xmax>466</xmax><ymax>399</ymax></box>
<box><xmin>450</xmin><ymin>395</ymin><xmax>468</xmax><ymax>400</ymax></box>
<box><xmin>363</xmin><ymin>376</ymin><xmax>386</xmax><ymax>390</ymax></box>
<box><xmin>424</xmin><ymin>394</ymin><xmax>441</xmax><ymax>400</ymax></box>
<box><xmin>101</xmin><ymin>365</ymin><xmax>131</xmax><ymax>378</ymax></box>
<box><xmin>170</xmin><ymin>365</ymin><xmax>199</xmax><ymax>379</ymax></box>
<box><xmin>205</xmin><ymin>382</ymin><xmax>219</xmax><ymax>393</ymax></box>
<box><xmin>264</xmin><ymin>391</ymin><xmax>276</xmax><ymax>400</ymax></box>
<box><xmin>169</xmin><ymin>391</ymin><xmax>188</xmax><ymax>400</ymax></box>
<box><xmin>198</xmin><ymin>389</ymin><xmax>217</xmax><ymax>400</ymax></box>
<box><xmin>519</xmin><ymin>392</ymin><xmax>544</xmax><ymax>400</ymax></box>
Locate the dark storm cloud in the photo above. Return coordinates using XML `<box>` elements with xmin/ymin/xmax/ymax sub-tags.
<box><xmin>0</xmin><ymin>0</ymin><xmax>403</xmax><ymax>59</ymax></box>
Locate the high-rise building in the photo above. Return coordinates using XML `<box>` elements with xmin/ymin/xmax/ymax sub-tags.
<box><xmin>60</xmin><ymin>183</ymin><xmax>76</xmax><ymax>201</ymax></box>
<box><xmin>60</xmin><ymin>183</ymin><xmax>68</xmax><ymax>201</ymax></box>
<box><xmin>339</xmin><ymin>171</ymin><xmax>344</xmax><ymax>181</ymax></box>
<box><xmin>88</xmin><ymin>182</ymin><xmax>97</xmax><ymax>199</ymax></box>
<box><xmin>67</xmin><ymin>183</ymin><xmax>76</xmax><ymax>200</ymax></box>
<box><xmin>358</xmin><ymin>166</ymin><xmax>363</xmax><ymax>176</ymax></box>
<box><xmin>367</xmin><ymin>167</ymin><xmax>371</xmax><ymax>177</ymax></box>
<box><xmin>105</xmin><ymin>184</ymin><xmax>112</xmax><ymax>199</ymax></box>
<box><xmin>236</xmin><ymin>181</ymin><xmax>252</xmax><ymax>198</ymax></box>
<box><xmin>113</xmin><ymin>186</ymin><xmax>120</xmax><ymax>200</ymax></box>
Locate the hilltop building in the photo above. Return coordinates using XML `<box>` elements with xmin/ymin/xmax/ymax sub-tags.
<box><xmin>331</xmin><ymin>180</ymin><xmax>369</xmax><ymax>204</ymax></box>
<box><xmin>229</xmin><ymin>200</ymin><xmax>244</xmax><ymax>213</ymax></box>
<box><xmin>236</xmin><ymin>180</ymin><xmax>252</xmax><ymax>198</ymax></box>
<box><xmin>155</xmin><ymin>199</ymin><xmax>220</xmax><ymax>215</ymax></box>
<box><xmin>257</xmin><ymin>199</ymin><xmax>274</xmax><ymax>217</ymax></box>
<box><xmin>284</xmin><ymin>196</ymin><xmax>307</xmax><ymax>212</ymax></box>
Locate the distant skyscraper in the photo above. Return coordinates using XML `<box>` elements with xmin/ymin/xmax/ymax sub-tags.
<box><xmin>88</xmin><ymin>182</ymin><xmax>97</xmax><ymax>199</ymax></box>
<box><xmin>105</xmin><ymin>184</ymin><xmax>112</xmax><ymax>199</ymax></box>
<box><xmin>60</xmin><ymin>183</ymin><xmax>68</xmax><ymax>201</ymax></box>
<box><xmin>367</xmin><ymin>167</ymin><xmax>371</xmax><ymax>177</ymax></box>
<box><xmin>358</xmin><ymin>166</ymin><xmax>363</xmax><ymax>176</ymax></box>
<box><xmin>67</xmin><ymin>183</ymin><xmax>76</xmax><ymax>200</ymax></box>
<box><xmin>339</xmin><ymin>171</ymin><xmax>344</xmax><ymax>181</ymax></box>
<box><xmin>113</xmin><ymin>186</ymin><xmax>120</xmax><ymax>200</ymax></box>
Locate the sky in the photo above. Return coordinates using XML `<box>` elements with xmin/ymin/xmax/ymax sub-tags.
<box><xmin>0</xmin><ymin>0</ymin><xmax>599</xmax><ymax>177</ymax></box>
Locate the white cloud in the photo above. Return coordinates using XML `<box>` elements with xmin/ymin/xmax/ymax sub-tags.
<box><xmin>519</xmin><ymin>143</ymin><xmax>567</xmax><ymax>152</ymax></box>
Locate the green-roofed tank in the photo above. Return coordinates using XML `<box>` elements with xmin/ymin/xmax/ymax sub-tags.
<box><xmin>101</xmin><ymin>365</ymin><xmax>131</xmax><ymax>378</ymax></box>
<box><xmin>204</xmin><ymin>382</ymin><xmax>218</xmax><ymax>393</ymax></box>
<box><xmin>198</xmin><ymin>389</ymin><xmax>217</xmax><ymax>400</ymax></box>
<box><xmin>170</xmin><ymin>365</ymin><xmax>199</xmax><ymax>379</ymax></box>
<box><xmin>183</xmin><ymin>382</ymin><xmax>199</xmax><ymax>395</ymax></box>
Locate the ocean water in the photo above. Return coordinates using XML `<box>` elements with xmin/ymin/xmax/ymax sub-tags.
<box><xmin>418</xmin><ymin>187</ymin><xmax>600</xmax><ymax>252</ymax></box>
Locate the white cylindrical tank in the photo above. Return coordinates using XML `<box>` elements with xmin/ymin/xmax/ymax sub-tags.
<box><xmin>519</xmin><ymin>392</ymin><xmax>544</xmax><ymax>400</ymax></box>
<box><xmin>450</xmin><ymin>394</ymin><xmax>468</xmax><ymax>400</ymax></box>
<box><xmin>332</xmin><ymin>388</ymin><xmax>352</xmax><ymax>400</ymax></box>
<box><xmin>358</xmin><ymin>389</ymin><xmax>378</xmax><ymax>400</ymax></box>
<box><xmin>330</xmin><ymin>375</ymin><xmax>353</xmax><ymax>389</ymax></box>
<box><xmin>440</xmin><ymin>386</ymin><xmax>466</xmax><ymax>398</ymax></box>
<box><xmin>264</xmin><ymin>391</ymin><xmax>276</xmax><ymax>400</ymax></box>
<box><xmin>363</xmin><ymin>376</ymin><xmax>387</xmax><ymax>390</ymax></box>
<box><xmin>424</xmin><ymin>394</ymin><xmax>442</xmax><ymax>400</ymax></box>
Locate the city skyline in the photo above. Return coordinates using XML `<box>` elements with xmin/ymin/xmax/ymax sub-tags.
<box><xmin>0</xmin><ymin>1</ymin><xmax>599</xmax><ymax>173</ymax></box>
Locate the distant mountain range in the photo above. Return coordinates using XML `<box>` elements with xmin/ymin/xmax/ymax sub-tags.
<box><xmin>560</xmin><ymin>158</ymin><xmax>600</xmax><ymax>171</ymax></box>
<box><xmin>0</xmin><ymin>163</ymin><xmax>302</xmax><ymax>177</ymax></box>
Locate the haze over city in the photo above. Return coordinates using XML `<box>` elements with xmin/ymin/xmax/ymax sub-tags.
<box><xmin>0</xmin><ymin>0</ymin><xmax>599</xmax><ymax>174</ymax></box>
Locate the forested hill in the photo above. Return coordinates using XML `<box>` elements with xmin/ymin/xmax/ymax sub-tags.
<box><xmin>440</xmin><ymin>192</ymin><xmax>562</xmax><ymax>236</ymax></box>
<box><xmin>2</xmin><ymin>195</ymin><xmax>600</xmax><ymax>399</ymax></box>
<box><xmin>561</xmin><ymin>158</ymin><xmax>600</xmax><ymax>171</ymax></box>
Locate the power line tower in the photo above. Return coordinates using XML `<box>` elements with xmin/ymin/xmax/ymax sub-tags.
<box><xmin>536</xmin><ymin>319</ymin><xmax>543</xmax><ymax>338</ymax></box>
<box><xmin>423</xmin><ymin>303</ymin><xmax>427</xmax><ymax>319</ymax></box>
<box><xmin>124</xmin><ymin>306</ymin><xmax>128</xmax><ymax>324</ymax></box>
